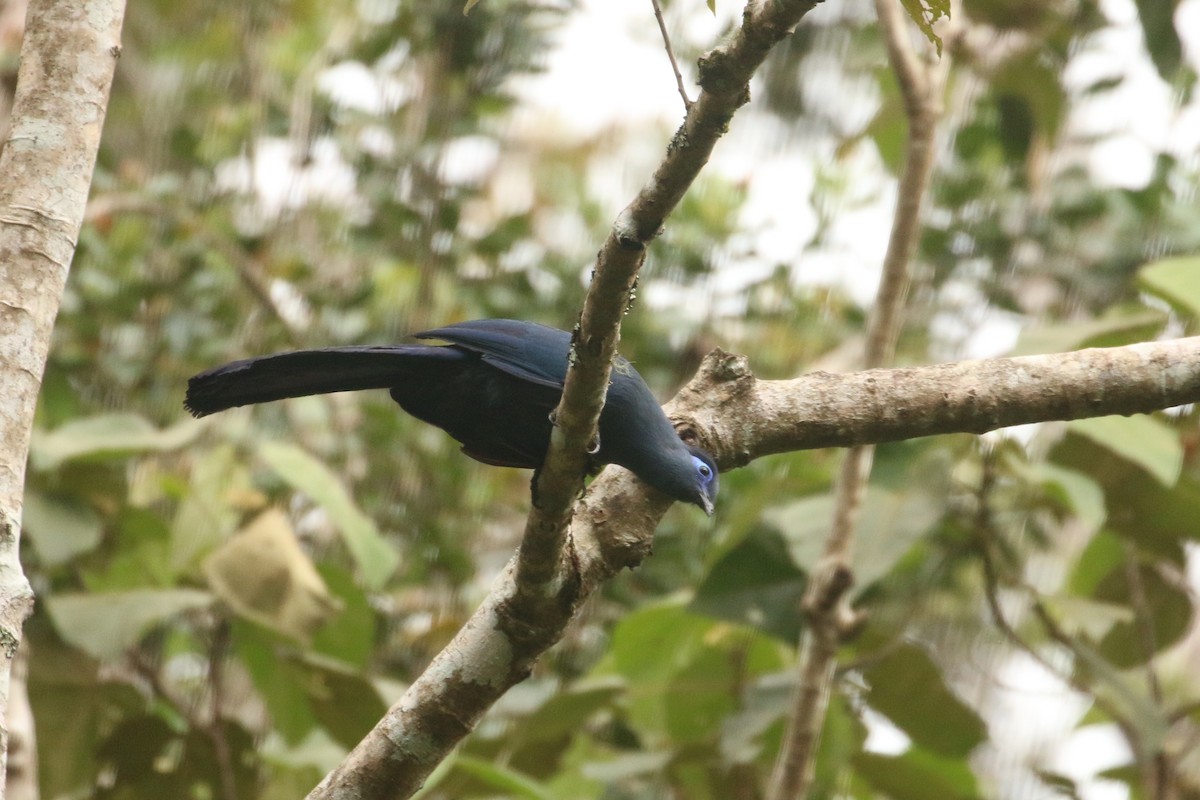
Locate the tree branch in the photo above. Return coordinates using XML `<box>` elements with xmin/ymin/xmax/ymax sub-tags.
<box><xmin>5</xmin><ymin>645</ymin><xmax>34</xmax><ymax>800</ymax></box>
<box><xmin>0</xmin><ymin>0</ymin><xmax>126</xmax><ymax>790</ymax></box>
<box><xmin>651</xmin><ymin>0</ymin><xmax>691</xmax><ymax>111</ymax></box>
<box><xmin>308</xmin><ymin>2</ymin><xmax>823</xmax><ymax>797</ymax></box>
<box><xmin>678</xmin><ymin>337</ymin><xmax>1200</xmax><ymax>463</ymax></box>
<box><xmin>311</xmin><ymin>330</ymin><xmax>1200</xmax><ymax>798</ymax></box>
<box><xmin>514</xmin><ymin>0</ymin><xmax>823</xmax><ymax>596</ymax></box>
<box><xmin>767</xmin><ymin>1</ymin><xmax>949</xmax><ymax>792</ymax></box>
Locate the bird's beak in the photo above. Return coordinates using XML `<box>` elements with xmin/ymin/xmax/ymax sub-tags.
<box><xmin>701</xmin><ymin>495</ymin><xmax>714</xmax><ymax>517</ymax></box>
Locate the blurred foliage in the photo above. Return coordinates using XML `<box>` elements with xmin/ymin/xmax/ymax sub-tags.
<box><xmin>13</xmin><ymin>0</ymin><xmax>1200</xmax><ymax>797</ymax></box>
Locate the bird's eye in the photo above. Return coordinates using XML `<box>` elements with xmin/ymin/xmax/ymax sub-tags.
<box><xmin>699</xmin><ymin>464</ymin><xmax>712</xmax><ymax>479</ymax></box>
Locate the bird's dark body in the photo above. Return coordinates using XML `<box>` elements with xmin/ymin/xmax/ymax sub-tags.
<box><xmin>185</xmin><ymin>320</ymin><xmax>718</xmax><ymax>512</ymax></box>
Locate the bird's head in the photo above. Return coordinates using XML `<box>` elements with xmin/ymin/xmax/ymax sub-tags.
<box><xmin>684</xmin><ymin>445</ymin><xmax>719</xmax><ymax>516</ymax></box>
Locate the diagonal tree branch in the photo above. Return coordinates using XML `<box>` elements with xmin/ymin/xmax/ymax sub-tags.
<box><xmin>309</xmin><ymin>2</ymin><xmax>824</xmax><ymax>797</ymax></box>
<box><xmin>514</xmin><ymin>0</ymin><xmax>823</xmax><ymax>596</ymax></box>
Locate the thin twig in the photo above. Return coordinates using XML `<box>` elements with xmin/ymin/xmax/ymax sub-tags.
<box><xmin>1027</xmin><ymin>600</ymin><xmax>1150</xmax><ymax>756</ymax></box>
<box><xmin>767</xmin><ymin>2</ymin><xmax>952</xmax><ymax>795</ymax></box>
<box><xmin>1121</xmin><ymin>543</ymin><xmax>1174</xmax><ymax>800</ymax></box>
<box><xmin>974</xmin><ymin>453</ymin><xmax>1081</xmax><ymax>689</ymax></box>
<box><xmin>208</xmin><ymin>622</ymin><xmax>239</xmax><ymax>800</ymax></box>
<box><xmin>874</xmin><ymin>0</ymin><xmax>928</xmax><ymax>117</ymax></box>
<box><xmin>970</xmin><ymin>452</ymin><xmax>1147</xmax><ymax>772</ymax></box>
<box><xmin>1122</xmin><ymin>543</ymin><xmax>1163</xmax><ymax>704</ymax></box>
<box><xmin>651</xmin><ymin>0</ymin><xmax>691</xmax><ymax>111</ymax></box>
<box><xmin>129</xmin><ymin>632</ymin><xmax>239</xmax><ymax>800</ymax></box>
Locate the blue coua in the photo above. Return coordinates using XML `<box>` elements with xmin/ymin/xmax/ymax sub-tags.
<box><xmin>186</xmin><ymin>319</ymin><xmax>718</xmax><ymax>514</ymax></box>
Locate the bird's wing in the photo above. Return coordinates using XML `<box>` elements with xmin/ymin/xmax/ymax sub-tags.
<box><xmin>413</xmin><ymin>319</ymin><xmax>570</xmax><ymax>389</ymax></box>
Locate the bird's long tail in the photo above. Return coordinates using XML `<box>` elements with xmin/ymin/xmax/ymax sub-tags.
<box><xmin>184</xmin><ymin>345</ymin><xmax>458</xmax><ymax>417</ymax></box>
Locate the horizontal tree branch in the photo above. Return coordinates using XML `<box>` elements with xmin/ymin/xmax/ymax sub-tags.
<box><xmin>675</xmin><ymin>336</ymin><xmax>1200</xmax><ymax>468</ymax></box>
<box><xmin>312</xmin><ymin>335</ymin><xmax>1199</xmax><ymax>799</ymax></box>
<box><xmin>574</xmin><ymin>336</ymin><xmax>1200</xmax><ymax>581</ymax></box>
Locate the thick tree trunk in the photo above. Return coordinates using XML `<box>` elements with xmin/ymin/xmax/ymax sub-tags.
<box><xmin>0</xmin><ymin>0</ymin><xmax>126</xmax><ymax>792</ymax></box>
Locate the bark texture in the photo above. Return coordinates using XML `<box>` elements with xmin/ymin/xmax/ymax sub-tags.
<box><xmin>0</xmin><ymin>0</ymin><xmax>126</xmax><ymax>789</ymax></box>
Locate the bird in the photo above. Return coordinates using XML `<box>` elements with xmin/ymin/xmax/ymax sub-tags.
<box><xmin>185</xmin><ymin>319</ymin><xmax>718</xmax><ymax>514</ymax></box>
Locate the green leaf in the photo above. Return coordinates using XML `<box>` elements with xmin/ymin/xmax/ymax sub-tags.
<box><xmin>258</xmin><ymin>728</ymin><xmax>345</xmax><ymax>775</ymax></box>
<box><xmin>603</xmin><ymin>600</ymin><xmax>708</xmax><ymax>682</ymax></box>
<box><xmin>897</xmin><ymin>0</ymin><xmax>947</xmax><ymax>55</ymax></box>
<box><xmin>259</xmin><ymin>441</ymin><xmax>399</xmax><ymax>589</ymax></box>
<box><xmin>1067</xmin><ymin>415</ymin><xmax>1182</xmax><ymax>487</ymax></box>
<box><xmin>30</xmin><ymin>413</ymin><xmax>203</xmax><ymax>471</ymax></box>
<box><xmin>812</xmin><ymin>695</ymin><xmax>871</xmax><ymax>797</ymax></box>
<box><xmin>1111</xmin><ymin>472</ymin><xmax>1200</xmax><ymax>555</ymax></box>
<box><xmin>1028</xmin><ymin>463</ymin><xmax>1107</xmax><ymax>533</ymax></box>
<box><xmin>45</xmin><ymin>588</ymin><xmax>213</xmax><ymax>661</ymax></box>
<box><xmin>22</xmin><ymin>491</ymin><xmax>103</xmax><ymax>566</ymax></box>
<box><xmin>234</xmin><ymin>621</ymin><xmax>317</xmax><ymax>744</ymax></box>
<box><xmin>598</xmin><ymin>601</ymin><xmax>784</xmax><ymax>744</ymax></box>
<box><xmin>854</xmin><ymin>746</ymin><xmax>979</xmax><ymax>799</ymax></box>
<box><xmin>1067</xmin><ymin>530</ymin><xmax>1124</xmax><ymax>596</ymax></box>
<box><xmin>1050</xmin><ymin>627</ymin><xmax>1167</xmax><ymax>752</ymax></box>
<box><xmin>599</xmin><ymin>601</ymin><xmax>708</xmax><ymax>735</ymax></box>
<box><xmin>255</xmin><ymin>763</ymin><xmax>328</xmax><ymax>800</ymax></box>
<box><xmin>514</xmin><ymin>677</ymin><xmax>625</xmax><ymax>747</ymax></box>
<box><xmin>1034</xmin><ymin>770</ymin><xmax>1083</xmax><ymax>800</ymax></box>
<box><xmin>1139</xmin><ymin>256</ymin><xmax>1200</xmax><ymax>320</ymax></box>
<box><xmin>765</xmin><ymin>485</ymin><xmax>940</xmax><ymax>592</ymax></box>
<box><xmin>170</xmin><ymin>444</ymin><xmax>246</xmax><ymax>572</ymax></box>
<box><xmin>1132</xmin><ymin>0</ymin><xmax>1182</xmax><ymax>80</ymax></box>
<box><xmin>1095</xmin><ymin>562</ymin><xmax>1192</xmax><ymax>668</ymax></box>
<box><xmin>579</xmin><ymin>751</ymin><xmax>672</xmax><ymax>782</ymax></box>
<box><xmin>689</xmin><ymin>526</ymin><xmax>806</xmax><ymax>641</ymax></box>
<box><xmin>992</xmin><ymin>55</ymin><xmax>1066</xmax><ymax>140</ymax></box>
<box><xmin>452</xmin><ymin>755</ymin><xmax>554</xmax><ymax>800</ymax></box>
<box><xmin>28</xmin><ymin>631</ymin><xmax>143</xmax><ymax>798</ymax></box>
<box><xmin>84</xmin><ymin>508</ymin><xmax>175</xmax><ymax>591</ymax></box>
<box><xmin>866</xmin><ymin>73</ymin><xmax>907</xmax><ymax>174</ymax></box>
<box><xmin>664</xmin><ymin>644</ymin><xmax>737</xmax><ymax>744</ymax></box>
<box><xmin>1012</xmin><ymin>308</ymin><xmax>1165</xmax><ymax>356</ymax></box>
<box><xmin>311</xmin><ymin>565</ymin><xmax>378</xmax><ymax>669</ymax></box>
<box><xmin>305</xmin><ymin>660</ymin><xmax>388</xmax><ymax>750</ymax></box>
<box><xmin>863</xmin><ymin>643</ymin><xmax>986</xmax><ymax>758</ymax></box>
<box><xmin>95</xmin><ymin>715</ymin><xmax>175</xmax><ymax>781</ymax></box>
<box><xmin>1041</xmin><ymin>596</ymin><xmax>1132</xmax><ymax>639</ymax></box>
<box><xmin>719</xmin><ymin>673</ymin><xmax>793</xmax><ymax>763</ymax></box>
<box><xmin>1051</xmin><ymin>441</ymin><xmax>1200</xmax><ymax>558</ymax></box>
